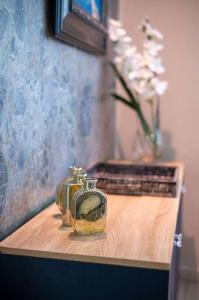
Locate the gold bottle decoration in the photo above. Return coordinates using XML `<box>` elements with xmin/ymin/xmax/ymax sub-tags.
<box><xmin>71</xmin><ymin>178</ymin><xmax>107</xmax><ymax>235</ymax></box>
<box><xmin>62</xmin><ymin>172</ymin><xmax>87</xmax><ymax>226</ymax></box>
<box><xmin>56</xmin><ymin>166</ymin><xmax>82</xmax><ymax>218</ymax></box>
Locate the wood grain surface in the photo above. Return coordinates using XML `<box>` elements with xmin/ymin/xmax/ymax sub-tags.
<box><xmin>0</xmin><ymin>161</ymin><xmax>184</xmax><ymax>270</ymax></box>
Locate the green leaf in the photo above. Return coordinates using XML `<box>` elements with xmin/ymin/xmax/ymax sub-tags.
<box><xmin>110</xmin><ymin>62</ymin><xmax>138</xmax><ymax>108</ymax></box>
<box><xmin>111</xmin><ymin>93</ymin><xmax>137</xmax><ymax>110</ymax></box>
<box><xmin>110</xmin><ymin>62</ymin><xmax>152</xmax><ymax>137</ymax></box>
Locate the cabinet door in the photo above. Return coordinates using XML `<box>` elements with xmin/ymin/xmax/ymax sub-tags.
<box><xmin>168</xmin><ymin>195</ymin><xmax>183</xmax><ymax>300</ymax></box>
<box><xmin>0</xmin><ymin>254</ymin><xmax>169</xmax><ymax>300</ymax></box>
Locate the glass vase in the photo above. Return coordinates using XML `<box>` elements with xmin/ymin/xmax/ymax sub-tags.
<box><xmin>132</xmin><ymin>96</ymin><xmax>163</xmax><ymax>163</ymax></box>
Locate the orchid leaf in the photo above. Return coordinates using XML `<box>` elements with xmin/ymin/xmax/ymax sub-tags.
<box><xmin>111</xmin><ymin>93</ymin><xmax>151</xmax><ymax>136</ymax></box>
<box><xmin>111</xmin><ymin>93</ymin><xmax>137</xmax><ymax>110</ymax></box>
<box><xmin>110</xmin><ymin>62</ymin><xmax>139</xmax><ymax>108</ymax></box>
<box><xmin>110</xmin><ymin>62</ymin><xmax>152</xmax><ymax>137</ymax></box>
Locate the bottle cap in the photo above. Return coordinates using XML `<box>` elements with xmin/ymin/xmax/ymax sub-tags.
<box><xmin>83</xmin><ymin>177</ymin><xmax>98</xmax><ymax>189</ymax></box>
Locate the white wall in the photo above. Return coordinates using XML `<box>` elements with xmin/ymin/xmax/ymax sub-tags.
<box><xmin>117</xmin><ymin>0</ymin><xmax>199</xmax><ymax>277</ymax></box>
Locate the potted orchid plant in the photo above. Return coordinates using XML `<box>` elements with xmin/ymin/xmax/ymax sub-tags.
<box><xmin>108</xmin><ymin>18</ymin><xmax>168</xmax><ymax>161</ymax></box>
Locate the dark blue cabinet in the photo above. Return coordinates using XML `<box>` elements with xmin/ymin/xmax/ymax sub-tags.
<box><xmin>0</xmin><ymin>254</ymin><xmax>170</xmax><ymax>300</ymax></box>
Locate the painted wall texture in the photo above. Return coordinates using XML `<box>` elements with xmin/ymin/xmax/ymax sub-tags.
<box><xmin>0</xmin><ymin>1</ymin><xmax>115</xmax><ymax>240</ymax></box>
<box><xmin>118</xmin><ymin>0</ymin><xmax>199</xmax><ymax>279</ymax></box>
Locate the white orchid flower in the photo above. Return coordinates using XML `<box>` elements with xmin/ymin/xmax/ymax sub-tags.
<box><xmin>109</xmin><ymin>27</ymin><xmax>126</xmax><ymax>42</ymax></box>
<box><xmin>122</xmin><ymin>36</ymin><xmax>132</xmax><ymax>43</ymax></box>
<box><xmin>142</xmin><ymin>19</ymin><xmax>163</xmax><ymax>40</ymax></box>
<box><xmin>109</xmin><ymin>17</ymin><xmax>167</xmax><ymax>102</ymax></box>
<box><xmin>108</xmin><ymin>17</ymin><xmax>168</xmax><ymax>143</ymax></box>
<box><xmin>146</xmin><ymin>27</ymin><xmax>163</xmax><ymax>40</ymax></box>
<box><xmin>130</xmin><ymin>52</ymin><xmax>143</xmax><ymax>69</ymax></box>
<box><xmin>126</xmin><ymin>67</ymin><xmax>153</xmax><ymax>82</ymax></box>
<box><xmin>114</xmin><ymin>36</ymin><xmax>132</xmax><ymax>55</ymax></box>
<box><xmin>132</xmin><ymin>79</ymin><xmax>157</xmax><ymax>100</ymax></box>
<box><xmin>131</xmin><ymin>80</ymin><xmax>145</xmax><ymax>95</ymax></box>
<box><xmin>128</xmin><ymin>71</ymin><xmax>138</xmax><ymax>80</ymax></box>
<box><xmin>144</xmin><ymin>54</ymin><xmax>165</xmax><ymax>74</ymax></box>
<box><xmin>121</xmin><ymin>53</ymin><xmax>141</xmax><ymax>77</ymax></box>
<box><xmin>143</xmin><ymin>40</ymin><xmax>163</xmax><ymax>56</ymax></box>
<box><xmin>122</xmin><ymin>60</ymin><xmax>137</xmax><ymax>79</ymax></box>
<box><xmin>109</xmin><ymin>19</ymin><xmax>126</xmax><ymax>42</ymax></box>
<box><xmin>109</xmin><ymin>19</ymin><xmax>122</xmax><ymax>28</ymax></box>
<box><xmin>138</xmin><ymin>68</ymin><xmax>153</xmax><ymax>80</ymax></box>
<box><xmin>142</xmin><ymin>88</ymin><xmax>157</xmax><ymax>100</ymax></box>
<box><xmin>124</xmin><ymin>46</ymin><xmax>137</xmax><ymax>57</ymax></box>
<box><xmin>150</xmin><ymin>78</ymin><xmax>168</xmax><ymax>95</ymax></box>
<box><xmin>149</xmin><ymin>58</ymin><xmax>165</xmax><ymax>74</ymax></box>
<box><xmin>113</xmin><ymin>56</ymin><xmax>123</xmax><ymax>64</ymax></box>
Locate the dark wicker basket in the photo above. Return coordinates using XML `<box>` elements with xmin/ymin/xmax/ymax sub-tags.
<box><xmin>86</xmin><ymin>162</ymin><xmax>179</xmax><ymax>197</ymax></box>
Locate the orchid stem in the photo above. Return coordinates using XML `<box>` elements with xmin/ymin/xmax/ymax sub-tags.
<box><xmin>110</xmin><ymin>61</ymin><xmax>153</xmax><ymax>139</ymax></box>
<box><xmin>112</xmin><ymin>92</ymin><xmax>152</xmax><ymax>137</ymax></box>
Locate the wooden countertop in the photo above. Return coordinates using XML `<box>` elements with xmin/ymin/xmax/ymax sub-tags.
<box><xmin>0</xmin><ymin>161</ymin><xmax>184</xmax><ymax>270</ymax></box>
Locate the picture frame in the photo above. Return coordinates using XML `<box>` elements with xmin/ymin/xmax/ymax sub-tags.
<box><xmin>54</xmin><ymin>0</ymin><xmax>108</xmax><ymax>55</ymax></box>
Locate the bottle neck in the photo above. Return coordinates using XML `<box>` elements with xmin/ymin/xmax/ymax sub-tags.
<box><xmin>68</xmin><ymin>166</ymin><xmax>83</xmax><ymax>176</ymax></box>
<box><xmin>76</xmin><ymin>173</ymin><xmax>87</xmax><ymax>184</ymax></box>
<box><xmin>83</xmin><ymin>178</ymin><xmax>97</xmax><ymax>190</ymax></box>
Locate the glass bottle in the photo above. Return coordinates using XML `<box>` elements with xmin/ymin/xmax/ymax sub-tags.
<box><xmin>71</xmin><ymin>178</ymin><xmax>107</xmax><ymax>235</ymax></box>
<box><xmin>55</xmin><ymin>166</ymin><xmax>83</xmax><ymax>214</ymax></box>
<box><xmin>62</xmin><ymin>172</ymin><xmax>87</xmax><ymax>226</ymax></box>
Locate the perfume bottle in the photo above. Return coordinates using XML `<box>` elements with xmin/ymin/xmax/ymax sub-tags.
<box><xmin>55</xmin><ymin>166</ymin><xmax>83</xmax><ymax>214</ymax></box>
<box><xmin>71</xmin><ymin>178</ymin><xmax>107</xmax><ymax>235</ymax></box>
<box><xmin>62</xmin><ymin>172</ymin><xmax>87</xmax><ymax>226</ymax></box>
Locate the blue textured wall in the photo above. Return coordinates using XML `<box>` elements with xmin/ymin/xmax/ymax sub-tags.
<box><xmin>0</xmin><ymin>1</ymin><xmax>115</xmax><ymax>240</ymax></box>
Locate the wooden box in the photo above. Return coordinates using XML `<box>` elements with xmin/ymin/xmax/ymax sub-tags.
<box><xmin>87</xmin><ymin>161</ymin><xmax>179</xmax><ymax>197</ymax></box>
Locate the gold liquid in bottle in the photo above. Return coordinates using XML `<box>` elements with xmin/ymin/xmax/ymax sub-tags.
<box><xmin>55</xmin><ymin>166</ymin><xmax>86</xmax><ymax>227</ymax></box>
<box><xmin>63</xmin><ymin>172</ymin><xmax>87</xmax><ymax>226</ymax></box>
<box><xmin>71</xmin><ymin>178</ymin><xmax>107</xmax><ymax>235</ymax></box>
<box><xmin>56</xmin><ymin>166</ymin><xmax>83</xmax><ymax>213</ymax></box>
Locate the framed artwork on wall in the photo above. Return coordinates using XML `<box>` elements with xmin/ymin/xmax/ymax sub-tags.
<box><xmin>54</xmin><ymin>0</ymin><xmax>108</xmax><ymax>55</ymax></box>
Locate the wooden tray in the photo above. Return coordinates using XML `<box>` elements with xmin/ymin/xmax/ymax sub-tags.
<box><xmin>86</xmin><ymin>162</ymin><xmax>179</xmax><ymax>197</ymax></box>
